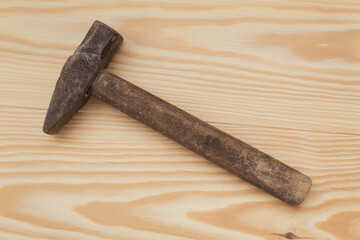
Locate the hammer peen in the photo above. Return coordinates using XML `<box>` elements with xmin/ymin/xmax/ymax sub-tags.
<box><xmin>43</xmin><ymin>20</ymin><xmax>311</xmax><ymax>205</ymax></box>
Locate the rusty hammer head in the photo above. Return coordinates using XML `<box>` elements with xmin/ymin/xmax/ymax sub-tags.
<box><xmin>43</xmin><ymin>21</ymin><xmax>123</xmax><ymax>134</ymax></box>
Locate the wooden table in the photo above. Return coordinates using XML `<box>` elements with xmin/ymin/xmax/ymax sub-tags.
<box><xmin>1</xmin><ymin>1</ymin><xmax>359</xmax><ymax>239</ymax></box>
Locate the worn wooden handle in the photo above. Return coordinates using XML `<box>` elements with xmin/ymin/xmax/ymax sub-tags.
<box><xmin>91</xmin><ymin>70</ymin><xmax>311</xmax><ymax>205</ymax></box>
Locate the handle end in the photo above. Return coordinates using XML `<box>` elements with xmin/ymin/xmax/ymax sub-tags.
<box><xmin>286</xmin><ymin>173</ymin><xmax>312</xmax><ymax>206</ymax></box>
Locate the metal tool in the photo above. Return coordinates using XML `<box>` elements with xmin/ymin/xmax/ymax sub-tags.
<box><xmin>43</xmin><ymin>20</ymin><xmax>311</xmax><ymax>205</ymax></box>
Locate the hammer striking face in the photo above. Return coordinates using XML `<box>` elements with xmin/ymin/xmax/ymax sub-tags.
<box><xmin>44</xmin><ymin>20</ymin><xmax>312</xmax><ymax>205</ymax></box>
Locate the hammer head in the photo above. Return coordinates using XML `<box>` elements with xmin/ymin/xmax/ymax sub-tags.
<box><xmin>43</xmin><ymin>21</ymin><xmax>123</xmax><ymax>134</ymax></box>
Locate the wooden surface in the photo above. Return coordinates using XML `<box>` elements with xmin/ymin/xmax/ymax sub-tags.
<box><xmin>1</xmin><ymin>1</ymin><xmax>360</xmax><ymax>239</ymax></box>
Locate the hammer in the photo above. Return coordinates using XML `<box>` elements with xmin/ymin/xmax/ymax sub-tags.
<box><xmin>43</xmin><ymin>21</ymin><xmax>311</xmax><ymax>205</ymax></box>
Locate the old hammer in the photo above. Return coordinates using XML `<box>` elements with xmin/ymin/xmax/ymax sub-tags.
<box><xmin>43</xmin><ymin>21</ymin><xmax>311</xmax><ymax>205</ymax></box>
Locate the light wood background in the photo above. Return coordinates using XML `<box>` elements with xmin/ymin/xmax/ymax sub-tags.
<box><xmin>1</xmin><ymin>1</ymin><xmax>360</xmax><ymax>239</ymax></box>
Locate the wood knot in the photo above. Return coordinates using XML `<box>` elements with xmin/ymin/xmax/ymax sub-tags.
<box><xmin>285</xmin><ymin>232</ymin><xmax>296</xmax><ymax>239</ymax></box>
<box><xmin>270</xmin><ymin>232</ymin><xmax>300</xmax><ymax>239</ymax></box>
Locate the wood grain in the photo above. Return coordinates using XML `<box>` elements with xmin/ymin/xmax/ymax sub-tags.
<box><xmin>0</xmin><ymin>0</ymin><xmax>359</xmax><ymax>239</ymax></box>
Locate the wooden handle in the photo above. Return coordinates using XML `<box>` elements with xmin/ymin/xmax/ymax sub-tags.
<box><xmin>91</xmin><ymin>70</ymin><xmax>311</xmax><ymax>205</ymax></box>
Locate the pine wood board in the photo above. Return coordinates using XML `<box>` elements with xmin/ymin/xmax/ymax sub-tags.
<box><xmin>0</xmin><ymin>1</ymin><xmax>360</xmax><ymax>239</ymax></box>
